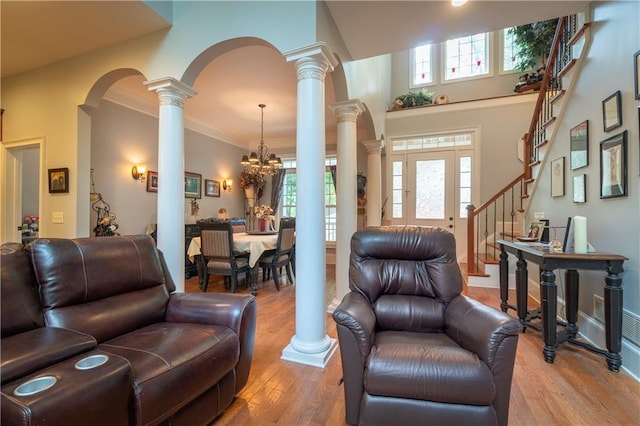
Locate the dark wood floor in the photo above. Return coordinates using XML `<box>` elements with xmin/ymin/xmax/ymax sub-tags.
<box><xmin>186</xmin><ymin>266</ymin><xmax>640</xmax><ymax>426</ymax></box>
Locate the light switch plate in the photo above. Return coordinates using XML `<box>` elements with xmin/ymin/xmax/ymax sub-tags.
<box><xmin>534</xmin><ymin>212</ymin><xmax>545</xmax><ymax>219</ymax></box>
<box><xmin>52</xmin><ymin>212</ymin><xmax>64</xmax><ymax>223</ymax></box>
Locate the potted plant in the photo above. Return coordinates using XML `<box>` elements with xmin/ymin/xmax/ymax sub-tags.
<box><xmin>508</xmin><ymin>18</ymin><xmax>559</xmax><ymax>71</ymax></box>
<box><xmin>391</xmin><ymin>88</ymin><xmax>434</xmax><ymax>110</ymax></box>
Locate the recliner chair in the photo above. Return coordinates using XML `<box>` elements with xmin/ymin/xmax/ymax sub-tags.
<box><xmin>333</xmin><ymin>226</ymin><xmax>522</xmax><ymax>426</ymax></box>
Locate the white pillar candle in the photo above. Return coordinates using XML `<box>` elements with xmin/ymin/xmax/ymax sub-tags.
<box><xmin>573</xmin><ymin>215</ymin><xmax>588</xmax><ymax>254</ymax></box>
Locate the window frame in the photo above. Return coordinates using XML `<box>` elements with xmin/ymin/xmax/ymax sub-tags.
<box><xmin>410</xmin><ymin>43</ymin><xmax>436</xmax><ymax>89</ymax></box>
<box><xmin>499</xmin><ymin>27</ymin><xmax>522</xmax><ymax>75</ymax></box>
<box><xmin>441</xmin><ymin>31</ymin><xmax>493</xmax><ymax>83</ymax></box>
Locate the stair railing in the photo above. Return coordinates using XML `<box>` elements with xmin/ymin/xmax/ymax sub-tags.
<box><xmin>466</xmin><ymin>15</ymin><xmax>580</xmax><ymax>275</ymax></box>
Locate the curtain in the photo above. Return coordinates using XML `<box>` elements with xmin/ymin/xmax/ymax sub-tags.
<box><xmin>270</xmin><ymin>169</ymin><xmax>286</xmax><ymax>213</ymax></box>
<box><xmin>329</xmin><ymin>165</ymin><xmax>337</xmax><ymax>192</ymax></box>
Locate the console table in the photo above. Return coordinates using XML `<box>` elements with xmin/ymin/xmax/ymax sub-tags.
<box><xmin>497</xmin><ymin>239</ymin><xmax>627</xmax><ymax>372</ymax></box>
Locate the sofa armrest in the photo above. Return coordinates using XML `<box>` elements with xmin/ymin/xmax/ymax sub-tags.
<box><xmin>332</xmin><ymin>291</ymin><xmax>377</xmax><ymax>425</ymax></box>
<box><xmin>332</xmin><ymin>291</ymin><xmax>376</xmax><ymax>359</ymax></box>
<box><xmin>1</xmin><ymin>327</ymin><xmax>96</xmax><ymax>384</ymax></box>
<box><xmin>165</xmin><ymin>292</ymin><xmax>256</xmax><ymax>393</ymax></box>
<box><xmin>445</xmin><ymin>295</ymin><xmax>522</xmax><ymax>367</ymax></box>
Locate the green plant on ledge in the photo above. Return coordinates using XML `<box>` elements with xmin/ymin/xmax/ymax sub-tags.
<box><xmin>391</xmin><ymin>88</ymin><xmax>434</xmax><ymax>110</ymax></box>
<box><xmin>508</xmin><ymin>18</ymin><xmax>559</xmax><ymax>71</ymax></box>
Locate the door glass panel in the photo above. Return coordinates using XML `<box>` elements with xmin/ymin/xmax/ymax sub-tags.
<box><xmin>459</xmin><ymin>156</ymin><xmax>471</xmax><ymax>218</ymax></box>
<box><xmin>415</xmin><ymin>159</ymin><xmax>445</xmax><ymax>219</ymax></box>
<box><xmin>392</xmin><ymin>160</ymin><xmax>403</xmax><ymax>218</ymax></box>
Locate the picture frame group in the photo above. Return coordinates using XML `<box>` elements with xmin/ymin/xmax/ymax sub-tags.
<box><xmin>145</xmin><ymin>171</ymin><xmax>203</xmax><ymax>199</ymax></box>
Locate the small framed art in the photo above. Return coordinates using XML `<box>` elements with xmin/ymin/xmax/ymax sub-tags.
<box><xmin>602</xmin><ymin>91</ymin><xmax>622</xmax><ymax>132</ymax></box>
<box><xmin>205</xmin><ymin>179</ymin><xmax>220</xmax><ymax>197</ymax></box>
<box><xmin>634</xmin><ymin>49</ymin><xmax>640</xmax><ymax>100</ymax></box>
<box><xmin>550</xmin><ymin>156</ymin><xmax>565</xmax><ymax>197</ymax></box>
<box><xmin>185</xmin><ymin>172</ymin><xmax>202</xmax><ymax>199</ymax></box>
<box><xmin>569</xmin><ymin>120</ymin><xmax>588</xmax><ymax>170</ymax></box>
<box><xmin>48</xmin><ymin>168</ymin><xmax>69</xmax><ymax>193</ymax></box>
<box><xmin>573</xmin><ymin>174</ymin><xmax>586</xmax><ymax>203</ymax></box>
<box><xmin>526</xmin><ymin>221</ymin><xmax>544</xmax><ymax>241</ymax></box>
<box><xmin>146</xmin><ymin>171</ymin><xmax>158</xmax><ymax>192</ymax></box>
<box><xmin>599</xmin><ymin>130</ymin><xmax>627</xmax><ymax>199</ymax></box>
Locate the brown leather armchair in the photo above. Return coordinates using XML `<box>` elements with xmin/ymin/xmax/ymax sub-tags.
<box><xmin>333</xmin><ymin>226</ymin><xmax>522</xmax><ymax>426</ymax></box>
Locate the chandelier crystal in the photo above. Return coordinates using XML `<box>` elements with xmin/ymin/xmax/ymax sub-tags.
<box><xmin>241</xmin><ymin>104</ymin><xmax>282</xmax><ymax>176</ymax></box>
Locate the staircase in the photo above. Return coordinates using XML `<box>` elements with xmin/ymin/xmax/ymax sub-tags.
<box><xmin>465</xmin><ymin>14</ymin><xmax>591</xmax><ymax>287</ymax></box>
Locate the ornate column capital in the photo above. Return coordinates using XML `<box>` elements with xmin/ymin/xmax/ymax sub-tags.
<box><xmin>144</xmin><ymin>77</ymin><xmax>197</xmax><ymax>108</ymax></box>
<box><xmin>329</xmin><ymin>99</ymin><xmax>365</xmax><ymax>123</ymax></box>
<box><xmin>285</xmin><ymin>42</ymin><xmax>338</xmax><ymax>82</ymax></box>
<box><xmin>362</xmin><ymin>139</ymin><xmax>385</xmax><ymax>154</ymax></box>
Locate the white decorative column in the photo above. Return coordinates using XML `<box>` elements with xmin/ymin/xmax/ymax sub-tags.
<box><xmin>283</xmin><ymin>42</ymin><xmax>338</xmax><ymax>367</ymax></box>
<box><xmin>363</xmin><ymin>139</ymin><xmax>385</xmax><ymax>227</ymax></box>
<box><xmin>144</xmin><ymin>78</ymin><xmax>197</xmax><ymax>292</ymax></box>
<box><xmin>328</xmin><ymin>100</ymin><xmax>364</xmax><ymax>311</ymax></box>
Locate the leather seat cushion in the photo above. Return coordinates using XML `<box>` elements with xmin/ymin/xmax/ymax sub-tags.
<box><xmin>365</xmin><ymin>331</ymin><xmax>495</xmax><ymax>405</ymax></box>
<box><xmin>99</xmin><ymin>322</ymin><xmax>239</xmax><ymax>425</ymax></box>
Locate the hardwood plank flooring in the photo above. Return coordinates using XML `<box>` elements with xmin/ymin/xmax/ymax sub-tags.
<box><xmin>186</xmin><ymin>267</ymin><xmax>640</xmax><ymax>425</ymax></box>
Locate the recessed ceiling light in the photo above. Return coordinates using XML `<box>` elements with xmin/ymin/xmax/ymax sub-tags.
<box><xmin>452</xmin><ymin>0</ymin><xmax>468</xmax><ymax>7</ymax></box>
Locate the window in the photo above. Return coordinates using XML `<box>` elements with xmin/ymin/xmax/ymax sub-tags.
<box><xmin>411</xmin><ymin>44</ymin><xmax>434</xmax><ymax>87</ymax></box>
<box><xmin>444</xmin><ymin>32</ymin><xmax>489</xmax><ymax>81</ymax></box>
<box><xmin>280</xmin><ymin>158</ymin><xmax>337</xmax><ymax>242</ymax></box>
<box><xmin>459</xmin><ymin>156</ymin><xmax>472</xmax><ymax>218</ymax></box>
<box><xmin>501</xmin><ymin>27</ymin><xmax>521</xmax><ymax>73</ymax></box>
<box><xmin>391</xmin><ymin>160</ymin><xmax>404</xmax><ymax>219</ymax></box>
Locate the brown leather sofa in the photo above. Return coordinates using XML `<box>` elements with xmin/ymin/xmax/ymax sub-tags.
<box><xmin>1</xmin><ymin>235</ymin><xmax>256</xmax><ymax>426</ymax></box>
<box><xmin>332</xmin><ymin>226</ymin><xmax>522</xmax><ymax>426</ymax></box>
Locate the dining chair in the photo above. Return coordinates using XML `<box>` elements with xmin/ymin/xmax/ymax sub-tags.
<box><xmin>228</xmin><ymin>217</ymin><xmax>247</xmax><ymax>233</ymax></box>
<box><xmin>258</xmin><ymin>217</ymin><xmax>295</xmax><ymax>291</ymax></box>
<box><xmin>196</xmin><ymin>219</ymin><xmax>250</xmax><ymax>293</ymax></box>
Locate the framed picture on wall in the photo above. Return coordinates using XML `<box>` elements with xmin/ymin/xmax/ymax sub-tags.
<box><xmin>146</xmin><ymin>171</ymin><xmax>158</xmax><ymax>192</ymax></box>
<box><xmin>185</xmin><ymin>172</ymin><xmax>202</xmax><ymax>199</ymax></box>
<box><xmin>573</xmin><ymin>174</ymin><xmax>586</xmax><ymax>203</ymax></box>
<box><xmin>48</xmin><ymin>168</ymin><xmax>69</xmax><ymax>193</ymax></box>
<box><xmin>205</xmin><ymin>179</ymin><xmax>220</xmax><ymax>197</ymax></box>
<box><xmin>551</xmin><ymin>157</ymin><xmax>565</xmax><ymax>197</ymax></box>
<box><xmin>602</xmin><ymin>91</ymin><xmax>622</xmax><ymax>132</ymax></box>
<box><xmin>569</xmin><ymin>120</ymin><xmax>588</xmax><ymax>170</ymax></box>
<box><xmin>600</xmin><ymin>130</ymin><xmax>627</xmax><ymax>199</ymax></box>
<box><xmin>634</xmin><ymin>49</ymin><xmax>640</xmax><ymax>100</ymax></box>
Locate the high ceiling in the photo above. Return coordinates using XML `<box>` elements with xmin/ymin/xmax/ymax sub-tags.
<box><xmin>1</xmin><ymin>1</ymin><xmax>587</xmax><ymax>150</ymax></box>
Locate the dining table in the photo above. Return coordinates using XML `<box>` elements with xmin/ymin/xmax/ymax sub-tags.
<box><xmin>187</xmin><ymin>231</ymin><xmax>278</xmax><ymax>295</ymax></box>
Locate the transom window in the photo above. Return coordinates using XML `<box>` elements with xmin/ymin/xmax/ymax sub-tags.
<box><xmin>392</xmin><ymin>133</ymin><xmax>472</xmax><ymax>151</ymax></box>
<box><xmin>444</xmin><ymin>32</ymin><xmax>489</xmax><ymax>81</ymax></box>
<box><xmin>411</xmin><ymin>44</ymin><xmax>434</xmax><ymax>87</ymax></box>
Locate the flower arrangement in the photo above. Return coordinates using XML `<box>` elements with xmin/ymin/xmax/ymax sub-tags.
<box><xmin>240</xmin><ymin>171</ymin><xmax>267</xmax><ymax>190</ymax></box>
<box><xmin>253</xmin><ymin>204</ymin><xmax>273</xmax><ymax>219</ymax></box>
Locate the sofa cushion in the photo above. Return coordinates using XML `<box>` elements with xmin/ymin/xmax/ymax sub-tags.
<box><xmin>365</xmin><ymin>331</ymin><xmax>495</xmax><ymax>405</ymax></box>
<box><xmin>1</xmin><ymin>242</ymin><xmax>43</xmax><ymax>337</ymax></box>
<box><xmin>99</xmin><ymin>322</ymin><xmax>239</xmax><ymax>425</ymax></box>
<box><xmin>28</xmin><ymin>235</ymin><xmax>170</xmax><ymax>342</ymax></box>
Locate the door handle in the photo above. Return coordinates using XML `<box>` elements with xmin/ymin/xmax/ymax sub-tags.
<box><xmin>448</xmin><ymin>224</ymin><xmax>453</xmax><ymax>228</ymax></box>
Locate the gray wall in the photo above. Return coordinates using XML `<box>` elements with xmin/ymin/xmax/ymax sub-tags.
<box><xmin>90</xmin><ymin>100</ymin><xmax>247</xmax><ymax>236</ymax></box>
<box><xmin>529</xmin><ymin>2</ymin><xmax>639</xmax><ymax>320</ymax></box>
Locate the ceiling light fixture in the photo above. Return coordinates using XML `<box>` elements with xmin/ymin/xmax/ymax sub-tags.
<box><xmin>451</xmin><ymin>0</ymin><xmax>468</xmax><ymax>6</ymax></box>
<box><xmin>241</xmin><ymin>104</ymin><xmax>282</xmax><ymax>176</ymax></box>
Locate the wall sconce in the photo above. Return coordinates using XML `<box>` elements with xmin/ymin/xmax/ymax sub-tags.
<box><xmin>222</xmin><ymin>179</ymin><xmax>232</xmax><ymax>192</ymax></box>
<box><xmin>131</xmin><ymin>164</ymin><xmax>147</xmax><ymax>182</ymax></box>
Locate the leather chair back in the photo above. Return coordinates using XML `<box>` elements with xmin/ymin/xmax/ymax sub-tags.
<box><xmin>349</xmin><ymin>226</ymin><xmax>463</xmax><ymax>332</ymax></box>
<box><xmin>1</xmin><ymin>242</ymin><xmax>43</xmax><ymax>338</ymax></box>
<box><xmin>27</xmin><ymin>235</ymin><xmax>170</xmax><ymax>342</ymax></box>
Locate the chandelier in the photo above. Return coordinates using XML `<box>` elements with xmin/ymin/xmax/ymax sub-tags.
<box><xmin>241</xmin><ymin>103</ymin><xmax>282</xmax><ymax>175</ymax></box>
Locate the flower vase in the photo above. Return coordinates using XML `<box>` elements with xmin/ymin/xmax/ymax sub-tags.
<box><xmin>245</xmin><ymin>186</ymin><xmax>255</xmax><ymax>207</ymax></box>
<box><xmin>259</xmin><ymin>218</ymin><xmax>266</xmax><ymax>232</ymax></box>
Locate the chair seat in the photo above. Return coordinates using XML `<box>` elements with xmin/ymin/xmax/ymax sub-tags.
<box><xmin>207</xmin><ymin>257</ymin><xmax>249</xmax><ymax>274</ymax></box>
<box><xmin>366</xmin><ymin>331</ymin><xmax>495</xmax><ymax>405</ymax></box>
